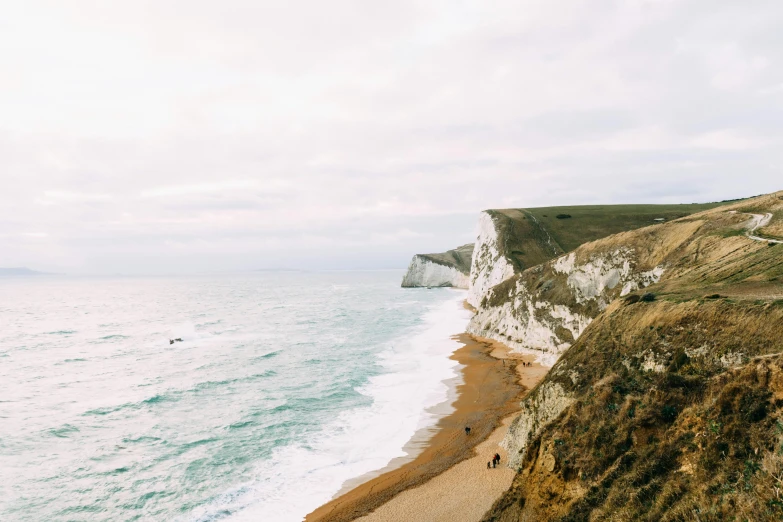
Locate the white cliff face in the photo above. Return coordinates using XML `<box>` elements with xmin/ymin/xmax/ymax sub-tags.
<box><xmin>467</xmin><ymin>212</ymin><xmax>516</xmax><ymax>307</ymax></box>
<box><xmin>467</xmin><ymin>283</ymin><xmax>589</xmax><ymax>366</ymax></box>
<box><xmin>467</xmin><ymin>247</ymin><xmax>665</xmax><ymax>363</ymax></box>
<box><xmin>621</xmin><ymin>266</ymin><xmax>665</xmax><ymax>296</ymax></box>
<box><xmin>401</xmin><ymin>256</ymin><xmax>470</xmax><ymax>288</ymax></box>
<box><xmin>553</xmin><ymin>248</ymin><xmax>663</xmax><ymax>308</ymax></box>
<box><xmin>501</xmin><ymin>382</ymin><xmax>575</xmax><ymax>468</ymax></box>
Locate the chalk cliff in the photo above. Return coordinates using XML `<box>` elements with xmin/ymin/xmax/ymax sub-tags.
<box><xmin>465</xmin><ymin>205</ymin><xmax>718</xmax><ymax>362</ymax></box>
<box><xmin>479</xmin><ymin>191</ymin><xmax>783</xmax><ymax>521</ymax></box>
<box><xmin>406</xmin><ymin>192</ymin><xmax>783</xmax><ymax>520</ymax></box>
<box><xmin>401</xmin><ymin>243</ymin><xmax>474</xmax><ymax>288</ymax></box>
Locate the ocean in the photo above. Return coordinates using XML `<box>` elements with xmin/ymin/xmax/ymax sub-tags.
<box><xmin>0</xmin><ymin>271</ymin><xmax>470</xmax><ymax>521</ymax></box>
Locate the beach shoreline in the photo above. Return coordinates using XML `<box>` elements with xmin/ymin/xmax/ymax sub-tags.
<box><xmin>306</xmin><ymin>332</ymin><xmax>547</xmax><ymax>522</ymax></box>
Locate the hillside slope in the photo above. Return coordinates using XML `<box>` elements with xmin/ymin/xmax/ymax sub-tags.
<box><xmin>467</xmin><ymin>198</ymin><xmax>780</xmax><ymax>363</ymax></box>
<box><xmin>481</xmin><ymin>191</ymin><xmax>783</xmax><ymax>521</ymax></box>
<box><xmin>467</xmin><ymin>203</ymin><xmax>723</xmax><ymax>308</ymax></box>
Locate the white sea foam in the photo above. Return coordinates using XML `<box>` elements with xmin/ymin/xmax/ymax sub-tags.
<box><xmin>0</xmin><ymin>272</ymin><xmax>468</xmax><ymax>521</ymax></box>
<box><xmin>191</xmin><ymin>290</ymin><xmax>471</xmax><ymax>522</ymax></box>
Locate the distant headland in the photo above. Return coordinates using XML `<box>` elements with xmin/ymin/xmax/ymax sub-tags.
<box><xmin>0</xmin><ymin>267</ymin><xmax>56</xmax><ymax>277</ymax></box>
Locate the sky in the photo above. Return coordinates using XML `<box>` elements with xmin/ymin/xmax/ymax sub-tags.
<box><xmin>2</xmin><ymin>0</ymin><xmax>782</xmax><ymax>274</ymax></box>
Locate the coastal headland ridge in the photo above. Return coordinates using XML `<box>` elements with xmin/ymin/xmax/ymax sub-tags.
<box><xmin>311</xmin><ymin>190</ymin><xmax>783</xmax><ymax>521</ymax></box>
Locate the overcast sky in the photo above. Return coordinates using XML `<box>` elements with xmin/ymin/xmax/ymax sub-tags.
<box><xmin>2</xmin><ymin>0</ymin><xmax>782</xmax><ymax>274</ymax></box>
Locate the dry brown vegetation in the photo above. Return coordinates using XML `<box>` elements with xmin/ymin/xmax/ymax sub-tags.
<box><xmin>487</xmin><ymin>202</ymin><xmax>723</xmax><ymax>274</ymax></box>
<box><xmin>481</xmin><ymin>191</ymin><xmax>783</xmax><ymax>521</ymax></box>
<box><xmin>483</xmin><ymin>300</ymin><xmax>783</xmax><ymax>522</ymax></box>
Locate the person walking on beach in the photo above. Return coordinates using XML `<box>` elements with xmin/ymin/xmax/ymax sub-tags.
<box><xmin>494</xmin><ymin>453</ymin><xmax>501</xmax><ymax>466</ymax></box>
<box><xmin>487</xmin><ymin>461</ymin><xmax>491</xmax><ymax>469</ymax></box>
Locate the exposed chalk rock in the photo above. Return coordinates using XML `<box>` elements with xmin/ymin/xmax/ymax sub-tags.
<box><xmin>468</xmin><ymin>247</ymin><xmax>665</xmax><ymax>363</ymax></box>
<box><xmin>401</xmin><ymin>244</ymin><xmax>474</xmax><ymax>288</ymax></box>
<box><xmin>502</xmin><ymin>382</ymin><xmax>575</xmax><ymax>468</ymax></box>
<box><xmin>468</xmin><ymin>212</ymin><xmax>516</xmax><ymax>307</ymax></box>
<box><xmin>401</xmin><ymin>256</ymin><xmax>470</xmax><ymax>288</ymax></box>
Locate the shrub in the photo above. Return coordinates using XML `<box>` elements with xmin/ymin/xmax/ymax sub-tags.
<box><xmin>660</xmin><ymin>405</ymin><xmax>678</xmax><ymax>422</ymax></box>
<box><xmin>624</xmin><ymin>294</ymin><xmax>641</xmax><ymax>305</ymax></box>
<box><xmin>641</xmin><ymin>293</ymin><xmax>656</xmax><ymax>302</ymax></box>
<box><xmin>556</xmin><ymin>214</ymin><xmax>572</xmax><ymax>219</ymax></box>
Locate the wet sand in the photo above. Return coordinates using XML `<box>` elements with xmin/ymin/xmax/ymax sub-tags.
<box><xmin>306</xmin><ymin>333</ymin><xmax>547</xmax><ymax>522</ymax></box>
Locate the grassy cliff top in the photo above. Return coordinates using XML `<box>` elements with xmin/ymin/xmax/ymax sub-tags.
<box><xmin>418</xmin><ymin>243</ymin><xmax>474</xmax><ymax>274</ymax></box>
<box><xmin>481</xmin><ymin>191</ymin><xmax>783</xmax><ymax>521</ymax></box>
<box><xmin>487</xmin><ymin>202</ymin><xmax>727</xmax><ymax>272</ymax></box>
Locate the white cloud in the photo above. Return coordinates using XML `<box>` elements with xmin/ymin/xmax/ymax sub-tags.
<box><xmin>140</xmin><ymin>180</ymin><xmax>278</xmax><ymax>198</ymax></box>
<box><xmin>0</xmin><ymin>0</ymin><xmax>782</xmax><ymax>273</ymax></box>
<box><xmin>35</xmin><ymin>191</ymin><xmax>113</xmax><ymax>205</ymax></box>
<box><xmin>690</xmin><ymin>130</ymin><xmax>768</xmax><ymax>150</ymax></box>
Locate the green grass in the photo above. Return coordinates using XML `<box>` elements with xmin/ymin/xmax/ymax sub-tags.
<box><xmin>520</xmin><ymin>203</ymin><xmax>724</xmax><ymax>253</ymax></box>
<box><xmin>417</xmin><ymin>243</ymin><xmax>474</xmax><ymax>274</ymax></box>
<box><xmin>489</xmin><ymin>203</ymin><xmax>724</xmax><ymax>270</ymax></box>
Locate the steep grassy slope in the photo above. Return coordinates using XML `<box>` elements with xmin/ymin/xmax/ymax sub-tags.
<box><xmin>468</xmin><ymin>195</ymin><xmax>782</xmax><ymax>361</ymax></box>
<box><xmin>483</xmin><ymin>301</ymin><xmax>783</xmax><ymax>522</ymax></box>
<box><xmin>468</xmin><ymin>203</ymin><xmax>726</xmax><ymax>309</ymax></box>
<box><xmin>491</xmin><ymin>203</ymin><xmax>724</xmax><ymax>273</ymax></box>
<box><xmin>481</xmin><ymin>192</ymin><xmax>783</xmax><ymax>521</ymax></box>
<box><xmin>522</xmin><ymin>203</ymin><xmax>724</xmax><ymax>255</ymax></box>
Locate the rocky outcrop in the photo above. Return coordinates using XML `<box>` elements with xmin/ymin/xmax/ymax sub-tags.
<box><xmin>401</xmin><ymin>244</ymin><xmax>473</xmax><ymax>288</ymax></box>
<box><xmin>501</xmin><ymin>381</ymin><xmax>575</xmax><ymax>468</ymax></box>
<box><xmin>467</xmin><ymin>212</ymin><xmax>518</xmax><ymax>306</ymax></box>
<box><xmin>467</xmin><ymin>245</ymin><xmax>668</xmax><ymax>364</ymax></box>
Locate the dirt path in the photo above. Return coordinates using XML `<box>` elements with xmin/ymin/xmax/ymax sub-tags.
<box><xmin>745</xmin><ymin>213</ymin><xmax>782</xmax><ymax>244</ymax></box>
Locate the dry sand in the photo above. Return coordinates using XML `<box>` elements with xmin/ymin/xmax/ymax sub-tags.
<box><xmin>306</xmin><ymin>333</ymin><xmax>549</xmax><ymax>522</ymax></box>
<box><xmin>355</xmin><ymin>413</ymin><xmax>518</xmax><ymax>522</ymax></box>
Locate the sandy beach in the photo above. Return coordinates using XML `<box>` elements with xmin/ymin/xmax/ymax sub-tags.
<box><xmin>306</xmin><ymin>333</ymin><xmax>549</xmax><ymax>522</ymax></box>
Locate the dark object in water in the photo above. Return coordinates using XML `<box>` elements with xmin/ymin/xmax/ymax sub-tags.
<box><xmin>169</xmin><ymin>339</ymin><xmax>174</xmax><ymax>345</ymax></box>
<box><xmin>169</xmin><ymin>338</ymin><xmax>184</xmax><ymax>345</ymax></box>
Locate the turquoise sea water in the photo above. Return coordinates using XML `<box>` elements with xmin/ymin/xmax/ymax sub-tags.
<box><xmin>0</xmin><ymin>271</ymin><xmax>469</xmax><ymax>521</ymax></box>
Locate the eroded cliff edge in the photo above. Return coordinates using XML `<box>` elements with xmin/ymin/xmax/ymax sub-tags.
<box><xmin>465</xmin><ymin>203</ymin><xmax>721</xmax><ymax>363</ymax></box>
<box><xmin>480</xmin><ymin>192</ymin><xmax>783</xmax><ymax>521</ymax></box>
<box><xmin>403</xmin><ymin>192</ymin><xmax>783</xmax><ymax>520</ymax></box>
<box><xmin>401</xmin><ymin>243</ymin><xmax>474</xmax><ymax>288</ymax></box>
